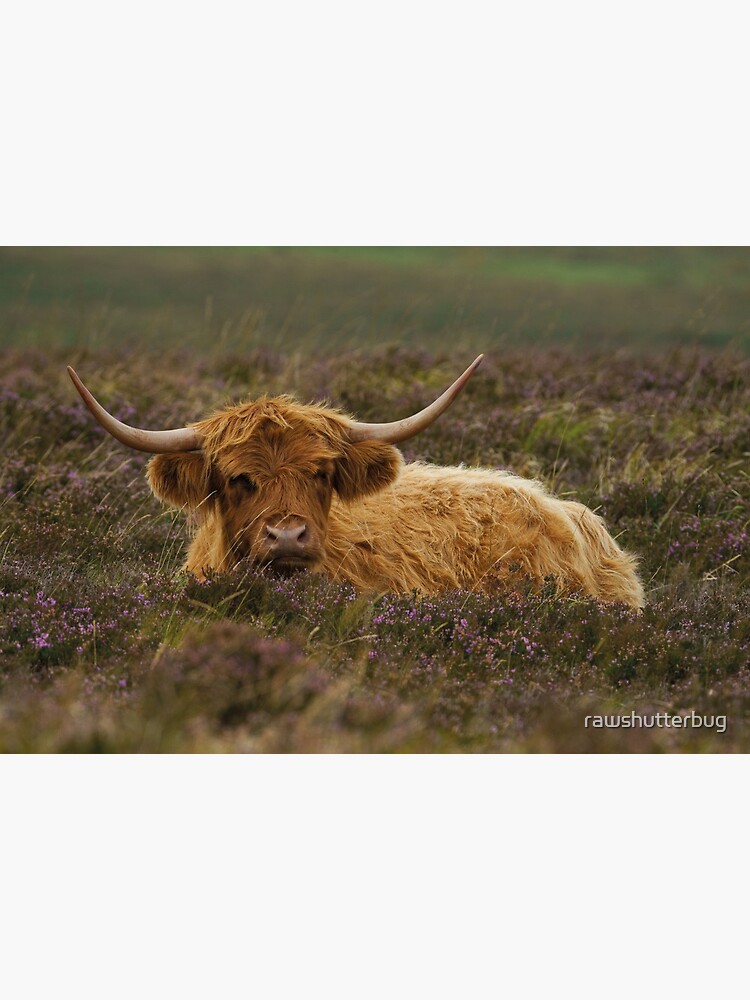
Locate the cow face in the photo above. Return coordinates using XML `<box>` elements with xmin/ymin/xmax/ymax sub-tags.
<box><xmin>146</xmin><ymin>398</ymin><xmax>402</xmax><ymax>573</ymax></box>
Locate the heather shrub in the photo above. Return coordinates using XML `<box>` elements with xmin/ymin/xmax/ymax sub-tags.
<box><xmin>0</xmin><ymin>342</ymin><xmax>748</xmax><ymax>751</ymax></box>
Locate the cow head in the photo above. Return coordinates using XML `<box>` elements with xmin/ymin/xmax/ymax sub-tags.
<box><xmin>145</xmin><ymin>398</ymin><xmax>407</xmax><ymax>571</ymax></box>
<box><xmin>67</xmin><ymin>357</ymin><xmax>483</xmax><ymax>574</ymax></box>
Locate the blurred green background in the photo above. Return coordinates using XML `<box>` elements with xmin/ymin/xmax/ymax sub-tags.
<box><xmin>2</xmin><ymin>247</ymin><xmax>749</xmax><ymax>355</ymax></box>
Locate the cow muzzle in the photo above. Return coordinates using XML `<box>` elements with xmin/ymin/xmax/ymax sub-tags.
<box><xmin>258</xmin><ymin>517</ymin><xmax>316</xmax><ymax>567</ymax></box>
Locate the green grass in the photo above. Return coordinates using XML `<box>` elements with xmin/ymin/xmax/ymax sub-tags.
<box><xmin>3</xmin><ymin>247</ymin><xmax>750</xmax><ymax>354</ymax></box>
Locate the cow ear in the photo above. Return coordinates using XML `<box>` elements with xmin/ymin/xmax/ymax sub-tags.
<box><xmin>333</xmin><ymin>441</ymin><xmax>402</xmax><ymax>501</ymax></box>
<box><xmin>147</xmin><ymin>453</ymin><xmax>219</xmax><ymax>513</ymax></box>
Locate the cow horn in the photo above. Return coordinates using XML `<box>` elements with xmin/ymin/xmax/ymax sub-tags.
<box><xmin>67</xmin><ymin>367</ymin><xmax>202</xmax><ymax>453</ymax></box>
<box><xmin>348</xmin><ymin>355</ymin><xmax>484</xmax><ymax>444</ymax></box>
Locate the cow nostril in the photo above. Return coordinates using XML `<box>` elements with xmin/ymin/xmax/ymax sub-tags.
<box><xmin>265</xmin><ymin>523</ymin><xmax>308</xmax><ymax>546</ymax></box>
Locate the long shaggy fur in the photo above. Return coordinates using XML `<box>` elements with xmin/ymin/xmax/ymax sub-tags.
<box><xmin>324</xmin><ymin>465</ymin><xmax>644</xmax><ymax>606</ymax></box>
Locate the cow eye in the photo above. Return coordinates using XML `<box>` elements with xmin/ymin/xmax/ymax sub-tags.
<box><xmin>231</xmin><ymin>474</ymin><xmax>256</xmax><ymax>492</ymax></box>
<box><xmin>315</xmin><ymin>469</ymin><xmax>330</xmax><ymax>482</ymax></box>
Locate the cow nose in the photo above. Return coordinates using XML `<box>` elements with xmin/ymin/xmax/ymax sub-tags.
<box><xmin>265</xmin><ymin>523</ymin><xmax>307</xmax><ymax>545</ymax></box>
<box><xmin>263</xmin><ymin>520</ymin><xmax>310</xmax><ymax>561</ymax></box>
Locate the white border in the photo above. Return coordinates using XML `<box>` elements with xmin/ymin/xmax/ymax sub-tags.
<box><xmin>2</xmin><ymin>756</ymin><xmax>745</xmax><ymax>998</ymax></box>
<box><xmin>3</xmin><ymin>3</ymin><xmax>748</xmax><ymax>244</ymax></box>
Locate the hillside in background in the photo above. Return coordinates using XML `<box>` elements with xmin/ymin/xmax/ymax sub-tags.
<box><xmin>2</xmin><ymin>247</ymin><xmax>750</xmax><ymax>355</ymax></box>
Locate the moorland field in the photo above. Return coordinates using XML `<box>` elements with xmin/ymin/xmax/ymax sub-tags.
<box><xmin>1</xmin><ymin>247</ymin><xmax>749</xmax><ymax>751</ymax></box>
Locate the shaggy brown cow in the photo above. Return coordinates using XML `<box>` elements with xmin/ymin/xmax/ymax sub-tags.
<box><xmin>68</xmin><ymin>358</ymin><xmax>644</xmax><ymax>607</ymax></box>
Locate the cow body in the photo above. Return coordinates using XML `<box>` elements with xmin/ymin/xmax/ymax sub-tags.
<box><xmin>324</xmin><ymin>464</ymin><xmax>643</xmax><ymax>606</ymax></box>
<box><xmin>159</xmin><ymin>398</ymin><xmax>643</xmax><ymax>607</ymax></box>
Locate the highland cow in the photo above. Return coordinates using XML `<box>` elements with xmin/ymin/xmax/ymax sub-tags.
<box><xmin>68</xmin><ymin>358</ymin><xmax>644</xmax><ymax>607</ymax></box>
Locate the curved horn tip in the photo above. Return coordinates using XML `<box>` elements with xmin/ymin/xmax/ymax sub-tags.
<box><xmin>67</xmin><ymin>365</ymin><xmax>83</xmax><ymax>389</ymax></box>
<box><xmin>67</xmin><ymin>364</ymin><xmax>92</xmax><ymax>402</ymax></box>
